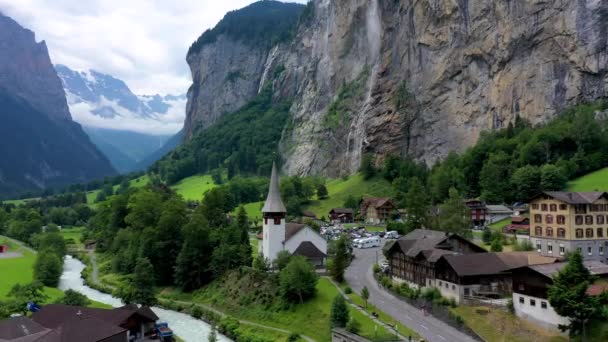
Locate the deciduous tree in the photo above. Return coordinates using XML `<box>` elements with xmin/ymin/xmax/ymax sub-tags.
<box><xmin>279</xmin><ymin>256</ymin><xmax>318</xmax><ymax>304</ymax></box>
<box><xmin>548</xmin><ymin>252</ymin><xmax>599</xmax><ymax>337</ymax></box>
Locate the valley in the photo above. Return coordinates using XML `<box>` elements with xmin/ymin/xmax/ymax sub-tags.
<box><xmin>2</xmin><ymin>1</ymin><xmax>608</xmax><ymax>342</ymax></box>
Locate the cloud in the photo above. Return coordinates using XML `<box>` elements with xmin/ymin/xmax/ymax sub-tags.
<box><xmin>69</xmin><ymin>95</ymin><xmax>187</xmax><ymax>135</ymax></box>
<box><xmin>0</xmin><ymin>0</ymin><xmax>308</xmax><ymax>95</ymax></box>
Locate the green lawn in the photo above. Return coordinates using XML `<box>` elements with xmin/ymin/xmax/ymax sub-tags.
<box><xmin>250</xmin><ymin>238</ymin><xmax>259</xmax><ymax>258</ymax></box>
<box><xmin>60</xmin><ymin>227</ymin><xmax>85</xmax><ymax>249</ymax></box>
<box><xmin>488</xmin><ymin>218</ymin><xmax>511</xmax><ymax>233</ymax></box>
<box><xmin>305</xmin><ymin>174</ymin><xmax>395</xmax><ymax>218</ymax></box>
<box><xmin>171</xmin><ymin>174</ymin><xmax>217</xmax><ymax>201</ymax></box>
<box><xmin>234</xmin><ymin>201</ymin><xmax>264</xmax><ymax>221</ymax></box>
<box><xmin>568</xmin><ymin>167</ymin><xmax>608</xmax><ymax>191</ymax></box>
<box><xmin>0</xmin><ymin>237</ymin><xmax>63</xmax><ymax>302</ymax></box>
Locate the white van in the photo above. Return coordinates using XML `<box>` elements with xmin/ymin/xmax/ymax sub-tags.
<box><xmin>356</xmin><ymin>237</ymin><xmax>381</xmax><ymax>249</ymax></box>
<box><xmin>385</xmin><ymin>231</ymin><xmax>399</xmax><ymax>239</ymax></box>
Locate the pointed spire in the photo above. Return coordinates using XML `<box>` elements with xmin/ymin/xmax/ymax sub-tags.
<box><xmin>262</xmin><ymin>162</ymin><xmax>286</xmax><ymax>213</ymax></box>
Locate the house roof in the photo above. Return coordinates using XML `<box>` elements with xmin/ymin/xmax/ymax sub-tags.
<box><xmin>293</xmin><ymin>241</ymin><xmax>327</xmax><ymax>258</ymax></box>
<box><xmin>302</xmin><ymin>211</ymin><xmax>317</xmax><ymax>218</ymax></box>
<box><xmin>390</xmin><ymin>229</ymin><xmax>476</xmax><ymax>259</ymax></box>
<box><xmin>117</xmin><ymin>304</ymin><xmax>159</xmax><ymax>322</ymax></box>
<box><xmin>538</xmin><ymin>191</ymin><xmax>608</xmax><ymax>204</ymax></box>
<box><xmin>53</xmin><ymin>316</ymin><xmax>125</xmax><ymax>342</ymax></box>
<box><xmin>329</xmin><ymin>208</ymin><xmax>354</xmax><ymax>215</ymax></box>
<box><xmin>262</xmin><ymin>162</ymin><xmax>286</xmax><ymax>213</ymax></box>
<box><xmin>360</xmin><ymin>197</ymin><xmax>393</xmax><ymax>209</ymax></box>
<box><xmin>440</xmin><ymin>252</ymin><xmax>557</xmax><ymax>277</ymax></box>
<box><xmin>511</xmin><ymin>216</ymin><xmax>528</xmax><ymax>223</ymax></box>
<box><xmin>285</xmin><ymin>223</ymin><xmax>306</xmax><ymax>241</ymax></box>
<box><xmin>527</xmin><ymin>260</ymin><xmax>608</xmax><ymax>279</ymax></box>
<box><xmin>0</xmin><ymin>316</ymin><xmax>50</xmax><ymax>341</ymax></box>
<box><xmin>485</xmin><ymin>205</ymin><xmax>513</xmax><ymax>214</ymax></box>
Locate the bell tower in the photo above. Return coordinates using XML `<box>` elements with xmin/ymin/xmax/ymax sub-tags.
<box><xmin>261</xmin><ymin>162</ymin><xmax>286</xmax><ymax>262</ymax></box>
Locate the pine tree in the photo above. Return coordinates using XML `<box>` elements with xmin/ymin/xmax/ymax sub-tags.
<box><xmin>548</xmin><ymin>251</ymin><xmax>599</xmax><ymax>337</ymax></box>
<box><xmin>330</xmin><ymin>236</ymin><xmax>350</xmax><ymax>283</ymax></box>
<box><xmin>361</xmin><ymin>286</ymin><xmax>370</xmax><ymax>309</ymax></box>
<box><xmin>438</xmin><ymin>188</ymin><xmax>472</xmax><ymax>237</ymax></box>
<box><xmin>330</xmin><ymin>295</ymin><xmax>349</xmax><ymax>328</ymax></box>
<box><xmin>174</xmin><ymin>213</ymin><xmax>213</xmax><ymax>291</ymax></box>
<box><xmin>118</xmin><ymin>258</ymin><xmax>157</xmax><ymax>305</ymax></box>
<box><xmin>404</xmin><ymin>177</ymin><xmax>430</xmax><ymax>230</ymax></box>
<box><xmin>316</xmin><ymin>184</ymin><xmax>329</xmax><ymax>199</ymax></box>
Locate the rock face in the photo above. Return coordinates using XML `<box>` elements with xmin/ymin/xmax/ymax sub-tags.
<box><xmin>184</xmin><ymin>0</ymin><xmax>608</xmax><ymax>176</ymax></box>
<box><xmin>0</xmin><ymin>14</ymin><xmax>115</xmax><ymax>196</ymax></box>
<box><xmin>0</xmin><ymin>14</ymin><xmax>71</xmax><ymax>121</ymax></box>
<box><xmin>184</xmin><ymin>36</ymin><xmax>271</xmax><ymax>139</ymax></box>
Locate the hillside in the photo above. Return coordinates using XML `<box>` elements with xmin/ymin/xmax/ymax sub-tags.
<box><xmin>305</xmin><ymin>174</ymin><xmax>395</xmax><ymax>218</ymax></box>
<box><xmin>184</xmin><ymin>0</ymin><xmax>608</xmax><ymax>177</ymax></box>
<box><xmin>0</xmin><ymin>14</ymin><xmax>115</xmax><ymax>198</ymax></box>
<box><xmin>568</xmin><ymin>168</ymin><xmax>608</xmax><ymax>192</ymax></box>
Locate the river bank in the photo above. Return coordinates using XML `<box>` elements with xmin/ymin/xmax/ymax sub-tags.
<box><xmin>59</xmin><ymin>255</ymin><xmax>231</xmax><ymax>342</ymax></box>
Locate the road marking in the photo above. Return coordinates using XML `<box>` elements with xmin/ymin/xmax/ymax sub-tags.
<box><xmin>437</xmin><ymin>335</ymin><xmax>446</xmax><ymax>340</ymax></box>
<box><xmin>420</xmin><ymin>324</ymin><xmax>429</xmax><ymax>330</ymax></box>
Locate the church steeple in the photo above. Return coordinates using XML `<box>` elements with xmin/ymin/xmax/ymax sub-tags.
<box><xmin>262</xmin><ymin>162</ymin><xmax>286</xmax><ymax>214</ymax></box>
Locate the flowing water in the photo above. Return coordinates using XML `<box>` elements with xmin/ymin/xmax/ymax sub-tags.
<box><xmin>59</xmin><ymin>255</ymin><xmax>231</xmax><ymax>342</ymax></box>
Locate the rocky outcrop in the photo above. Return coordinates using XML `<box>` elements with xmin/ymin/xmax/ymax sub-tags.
<box><xmin>0</xmin><ymin>13</ymin><xmax>71</xmax><ymax>121</ymax></box>
<box><xmin>0</xmin><ymin>14</ymin><xmax>115</xmax><ymax>196</ymax></box>
<box><xmin>185</xmin><ymin>0</ymin><xmax>608</xmax><ymax>176</ymax></box>
<box><xmin>184</xmin><ymin>36</ymin><xmax>271</xmax><ymax>139</ymax></box>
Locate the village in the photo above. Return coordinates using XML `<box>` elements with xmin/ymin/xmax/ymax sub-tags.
<box><xmin>2</xmin><ymin>163</ymin><xmax>608</xmax><ymax>342</ymax></box>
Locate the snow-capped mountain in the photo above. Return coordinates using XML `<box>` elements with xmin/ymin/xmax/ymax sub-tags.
<box><xmin>55</xmin><ymin>64</ymin><xmax>186</xmax><ymax>134</ymax></box>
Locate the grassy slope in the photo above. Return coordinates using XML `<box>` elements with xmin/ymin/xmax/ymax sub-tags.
<box><xmin>86</xmin><ymin>175</ymin><xmax>150</xmax><ymax>204</ymax></box>
<box><xmin>568</xmin><ymin>167</ymin><xmax>608</xmax><ymax>191</ymax></box>
<box><xmin>450</xmin><ymin>306</ymin><xmax>567</xmax><ymax>342</ymax></box>
<box><xmin>305</xmin><ymin>174</ymin><xmax>395</xmax><ymax>219</ymax></box>
<box><xmin>171</xmin><ymin>174</ymin><xmax>217</xmax><ymax>201</ymax></box>
<box><xmin>161</xmin><ymin>277</ymin><xmax>394</xmax><ymax>342</ymax></box>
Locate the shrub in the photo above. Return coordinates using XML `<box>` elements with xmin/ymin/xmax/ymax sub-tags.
<box><xmin>507</xmin><ymin>298</ymin><xmax>514</xmax><ymax>314</ymax></box>
<box><xmin>373</xmin><ymin>263</ymin><xmax>381</xmax><ymax>273</ymax></box>
<box><xmin>191</xmin><ymin>305</ymin><xmax>203</xmax><ymax>319</ymax></box>
<box><xmin>288</xmin><ymin>333</ymin><xmax>300</xmax><ymax>342</ymax></box>
<box><xmin>344</xmin><ymin>286</ymin><xmax>352</xmax><ymax>294</ymax></box>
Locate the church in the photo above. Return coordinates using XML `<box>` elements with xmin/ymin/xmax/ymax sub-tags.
<box><xmin>258</xmin><ymin>163</ymin><xmax>327</xmax><ymax>267</ymax></box>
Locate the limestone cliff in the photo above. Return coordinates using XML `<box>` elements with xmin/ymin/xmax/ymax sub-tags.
<box><xmin>184</xmin><ymin>0</ymin><xmax>608</xmax><ymax>176</ymax></box>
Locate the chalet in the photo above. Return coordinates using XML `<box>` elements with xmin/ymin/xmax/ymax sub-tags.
<box><xmin>431</xmin><ymin>252</ymin><xmax>557</xmax><ymax>304</ymax></box>
<box><xmin>504</xmin><ymin>216</ymin><xmax>530</xmax><ymax>234</ymax></box>
<box><xmin>360</xmin><ymin>197</ymin><xmax>395</xmax><ymax>224</ymax></box>
<box><xmin>0</xmin><ymin>245</ymin><xmax>8</xmax><ymax>253</ymax></box>
<box><xmin>329</xmin><ymin>208</ymin><xmax>354</xmax><ymax>223</ymax></box>
<box><xmin>302</xmin><ymin>211</ymin><xmax>317</xmax><ymax>219</ymax></box>
<box><xmin>0</xmin><ymin>304</ymin><xmax>162</xmax><ymax>342</ymax></box>
<box><xmin>386</xmin><ymin>229</ymin><xmax>486</xmax><ymax>288</ymax></box>
<box><xmin>464</xmin><ymin>199</ymin><xmax>487</xmax><ymax>228</ymax></box>
<box><xmin>512</xmin><ymin>260</ymin><xmax>608</xmax><ymax>330</ymax></box>
<box><xmin>485</xmin><ymin>204</ymin><xmax>514</xmax><ymax>224</ymax></box>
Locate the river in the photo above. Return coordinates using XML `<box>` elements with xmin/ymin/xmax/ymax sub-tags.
<box><xmin>59</xmin><ymin>255</ymin><xmax>231</xmax><ymax>342</ymax></box>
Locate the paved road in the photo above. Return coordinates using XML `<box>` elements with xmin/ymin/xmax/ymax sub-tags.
<box><xmin>345</xmin><ymin>245</ymin><xmax>478</xmax><ymax>342</ymax></box>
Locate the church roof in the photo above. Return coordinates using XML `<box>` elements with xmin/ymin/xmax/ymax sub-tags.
<box><xmin>262</xmin><ymin>162</ymin><xmax>286</xmax><ymax>213</ymax></box>
<box><xmin>293</xmin><ymin>241</ymin><xmax>327</xmax><ymax>258</ymax></box>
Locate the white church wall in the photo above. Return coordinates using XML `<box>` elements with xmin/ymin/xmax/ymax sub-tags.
<box><xmin>262</xmin><ymin>217</ymin><xmax>286</xmax><ymax>262</ymax></box>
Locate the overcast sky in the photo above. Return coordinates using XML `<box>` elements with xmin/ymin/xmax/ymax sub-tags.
<box><xmin>0</xmin><ymin>0</ymin><xmax>307</xmax><ymax>96</ymax></box>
